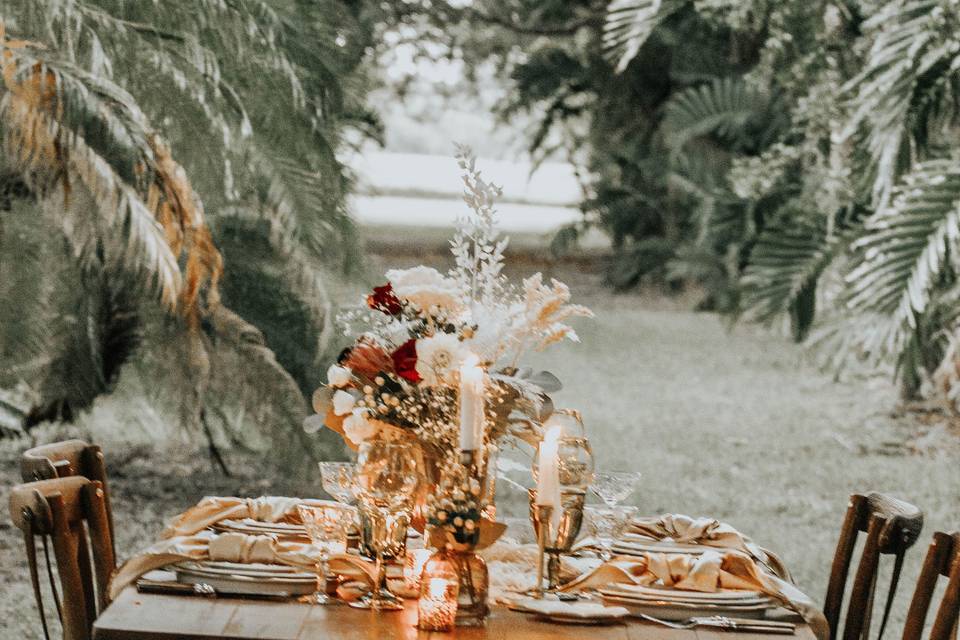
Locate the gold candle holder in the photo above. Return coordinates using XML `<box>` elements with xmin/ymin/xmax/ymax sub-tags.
<box><xmin>528</xmin><ymin>489</ymin><xmax>586</xmax><ymax>591</ymax></box>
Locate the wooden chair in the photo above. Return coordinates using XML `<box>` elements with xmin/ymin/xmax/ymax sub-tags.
<box><xmin>825</xmin><ymin>492</ymin><xmax>925</xmax><ymax>640</ymax></box>
<box><xmin>9</xmin><ymin>476</ymin><xmax>116</xmax><ymax>640</ymax></box>
<box><xmin>902</xmin><ymin>531</ymin><xmax>960</xmax><ymax>640</ymax></box>
<box><xmin>20</xmin><ymin>440</ymin><xmax>115</xmax><ymax>555</ymax></box>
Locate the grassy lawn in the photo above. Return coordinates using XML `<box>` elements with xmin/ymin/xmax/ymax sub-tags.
<box><xmin>1</xmin><ymin>248</ymin><xmax>957</xmax><ymax>639</ymax></box>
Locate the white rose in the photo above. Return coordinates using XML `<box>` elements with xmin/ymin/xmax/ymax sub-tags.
<box><xmin>415</xmin><ymin>333</ymin><xmax>466</xmax><ymax>386</ymax></box>
<box><xmin>343</xmin><ymin>409</ymin><xmax>379</xmax><ymax>445</ymax></box>
<box><xmin>386</xmin><ymin>266</ymin><xmax>463</xmax><ymax>313</ymax></box>
<box><xmin>332</xmin><ymin>390</ymin><xmax>356</xmax><ymax>416</ymax></box>
<box><xmin>327</xmin><ymin>364</ymin><xmax>352</xmax><ymax>388</ymax></box>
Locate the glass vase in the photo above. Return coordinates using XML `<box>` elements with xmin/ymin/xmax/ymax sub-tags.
<box><xmin>426</xmin><ymin>548</ymin><xmax>489</xmax><ymax>626</ymax></box>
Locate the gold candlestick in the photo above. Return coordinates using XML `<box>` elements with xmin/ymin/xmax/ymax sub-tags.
<box><xmin>533</xmin><ymin>504</ymin><xmax>552</xmax><ymax>598</ymax></box>
<box><xmin>529</xmin><ymin>489</ymin><xmax>586</xmax><ymax>591</ymax></box>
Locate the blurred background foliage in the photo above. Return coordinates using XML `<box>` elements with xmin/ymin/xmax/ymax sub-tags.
<box><xmin>382</xmin><ymin>0</ymin><xmax>960</xmax><ymax>403</ymax></box>
<box><xmin>3</xmin><ymin>0</ymin><xmax>960</xmax><ymax>467</ymax></box>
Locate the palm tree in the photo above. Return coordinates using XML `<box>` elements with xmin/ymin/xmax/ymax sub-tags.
<box><xmin>0</xmin><ymin>1</ymin><xmax>376</xmax><ymax>466</ymax></box>
<box><xmin>605</xmin><ymin>0</ymin><xmax>960</xmax><ymax>398</ymax></box>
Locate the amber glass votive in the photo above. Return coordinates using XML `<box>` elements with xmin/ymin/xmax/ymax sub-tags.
<box><xmin>416</xmin><ymin>557</ymin><xmax>459</xmax><ymax>631</ymax></box>
<box><xmin>403</xmin><ymin>548</ymin><xmax>433</xmax><ymax>593</ymax></box>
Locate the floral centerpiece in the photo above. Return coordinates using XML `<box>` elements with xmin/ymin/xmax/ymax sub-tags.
<box><xmin>307</xmin><ymin>146</ymin><xmax>591</xmax><ymax>622</ymax></box>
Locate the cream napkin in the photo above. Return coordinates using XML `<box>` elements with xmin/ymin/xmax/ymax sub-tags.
<box><xmin>630</xmin><ymin>514</ymin><xmax>791</xmax><ymax>580</ymax></box>
<box><xmin>109</xmin><ymin>530</ymin><xmax>316</xmax><ymax>600</ymax></box>
<box><xmin>561</xmin><ymin>549</ymin><xmax>827</xmax><ymax>640</ymax></box>
<box><xmin>161</xmin><ymin>496</ymin><xmax>312</xmax><ymax>538</ymax></box>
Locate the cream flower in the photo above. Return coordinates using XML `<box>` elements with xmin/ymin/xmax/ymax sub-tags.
<box><xmin>415</xmin><ymin>333</ymin><xmax>467</xmax><ymax>386</ymax></box>
<box><xmin>343</xmin><ymin>409</ymin><xmax>379</xmax><ymax>445</ymax></box>
<box><xmin>386</xmin><ymin>266</ymin><xmax>462</xmax><ymax>313</ymax></box>
<box><xmin>327</xmin><ymin>364</ymin><xmax>352</xmax><ymax>388</ymax></box>
<box><xmin>332</xmin><ymin>390</ymin><xmax>356</xmax><ymax>416</ymax></box>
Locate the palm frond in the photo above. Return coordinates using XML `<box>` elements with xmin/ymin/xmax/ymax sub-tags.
<box><xmin>603</xmin><ymin>0</ymin><xmax>687</xmax><ymax>73</ymax></box>
<box><xmin>663</xmin><ymin>77</ymin><xmax>786</xmax><ymax>155</ymax></box>
<box><xmin>840</xmin><ymin>0</ymin><xmax>959</xmax><ymax>205</ymax></box>
<box><xmin>0</xmin><ymin>36</ymin><xmax>222</xmax><ymax>316</ymax></box>
<box><xmin>740</xmin><ymin>213</ymin><xmax>845</xmax><ymax>340</ymax></box>
<box><xmin>845</xmin><ymin>159</ymin><xmax>960</xmax><ymax>358</ymax></box>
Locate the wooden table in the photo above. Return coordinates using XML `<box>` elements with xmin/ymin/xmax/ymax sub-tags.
<box><xmin>94</xmin><ymin>587</ymin><xmax>817</xmax><ymax>640</ymax></box>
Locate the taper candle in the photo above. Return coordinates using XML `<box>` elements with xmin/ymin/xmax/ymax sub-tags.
<box><xmin>536</xmin><ymin>424</ymin><xmax>562</xmax><ymax>511</ymax></box>
<box><xmin>459</xmin><ymin>354</ymin><xmax>485</xmax><ymax>451</ymax></box>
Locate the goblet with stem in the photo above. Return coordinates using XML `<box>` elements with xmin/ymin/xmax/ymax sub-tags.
<box><xmin>585</xmin><ymin>505</ymin><xmax>637</xmax><ymax>561</ymax></box>
<box><xmin>590</xmin><ymin>470</ymin><xmax>641</xmax><ymax>508</ymax></box>
<box><xmin>319</xmin><ymin>461</ymin><xmax>358</xmax><ymax>505</ymax></box>
<box><xmin>350</xmin><ymin>440</ymin><xmax>422</xmax><ymax>611</ymax></box>
<box><xmin>297</xmin><ymin>503</ymin><xmax>350</xmax><ymax>604</ymax></box>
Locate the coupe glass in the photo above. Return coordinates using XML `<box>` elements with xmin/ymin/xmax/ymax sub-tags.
<box><xmin>585</xmin><ymin>505</ymin><xmax>637</xmax><ymax>561</ymax></box>
<box><xmin>350</xmin><ymin>440</ymin><xmax>423</xmax><ymax>611</ymax></box>
<box><xmin>591</xmin><ymin>470</ymin><xmax>641</xmax><ymax>507</ymax></box>
<box><xmin>297</xmin><ymin>503</ymin><xmax>350</xmax><ymax>604</ymax></box>
<box><xmin>319</xmin><ymin>462</ymin><xmax>358</xmax><ymax>505</ymax></box>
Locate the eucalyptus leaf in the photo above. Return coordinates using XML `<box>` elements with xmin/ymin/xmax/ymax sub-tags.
<box><xmin>311</xmin><ymin>385</ymin><xmax>334</xmax><ymax>415</ymax></box>
<box><xmin>523</xmin><ymin>370</ymin><xmax>563</xmax><ymax>393</ymax></box>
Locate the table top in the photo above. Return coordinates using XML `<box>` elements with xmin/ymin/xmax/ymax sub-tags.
<box><xmin>93</xmin><ymin>587</ymin><xmax>817</xmax><ymax>640</ymax></box>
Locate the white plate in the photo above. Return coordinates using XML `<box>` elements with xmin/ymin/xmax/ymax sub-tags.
<box><xmin>507</xmin><ymin>597</ymin><xmax>630</xmax><ymax>625</ymax></box>
<box><xmin>177</xmin><ymin>561</ymin><xmax>314</xmax><ymax>579</ymax></box>
<box><xmin>212</xmin><ymin>519</ymin><xmax>309</xmax><ymax>537</ymax></box>
<box><xmin>600</xmin><ymin>593</ymin><xmax>773</xmax><ymax>621</ymax></box>
<box><xmin>609</xmin><ymin>584</ymin><xmax>768</xmax><ymax>603</ymax></box>
<box><xmin>613</xmin><ymin>537</ymin><xmax>706</xmax><ymax>555</ymax></box>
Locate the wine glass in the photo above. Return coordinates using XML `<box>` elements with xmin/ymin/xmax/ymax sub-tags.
<box><xmin>591</xmin><ymin>470</ymin><xmax>641</xmax><ymax>507</ymax></box>
<box><xmin>350</xmin><ymin>440</ymin><xmax>423</xmax><ymax>611</ymax></box>
<box><xmin>319</xmin><ymin>462</ymin><xmax>357</xmax><ymax>505</ymax></box>
<box><xmin>585</xmin><ymin>505</ymin><xmax>637</xmax><ymax>561</ymax></box>
<box><xmin>297</xmin><ymin>503</ymin><xmax>350</xmax><ymax>604</ymax></box>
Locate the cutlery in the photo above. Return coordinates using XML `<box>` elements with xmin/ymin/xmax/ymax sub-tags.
<box><xmin>638</xmin><ymin>613</ymin><xmax>796</xmax><ymax>634</ymax></box>
<box><xmin>136</xmin><ymin>579</ymin><xmax>293</xmax><ymax>601</ymax></box>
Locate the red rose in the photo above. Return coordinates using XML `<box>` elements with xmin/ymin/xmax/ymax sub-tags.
<box><xmin>391</xmin><ymin>339</ymin><xmax>421</xmax><ymax>383</ymax></box>
<box><xmin>367</xmin><ymin>283</ymin><xmax>402</xmax><ymax>315</ymax></box>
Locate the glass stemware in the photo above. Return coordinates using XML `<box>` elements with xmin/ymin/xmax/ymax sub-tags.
<box><xmin>319</xmin><ymin>461</ymin><xmax>358</xmax><ymax>505</ymax></box>
<box><xmin>590</xmin><ymin>470</ymin><xmax>641</xmax><ymax>507</ymax></box>
<box><xmin>350</xmin><ymin>440</ymin><xmax>423</xmax><ymax>611</ymax></box>
<box><xmin>585</xmin><ymin>505</ymin><xmax>637</xmax><ymax>561</ymax></box>
<box><xmin>297</xmin><ymin>503</ymin><xmax>350</xmax><ymax>604</ymax></box>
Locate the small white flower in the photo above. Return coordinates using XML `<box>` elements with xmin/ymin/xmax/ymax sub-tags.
<box><xmin>327</xmin><ymin>364</ymin><xmax>352</xmax><ymax>388</ymax></box>
<box><xmin>386</xmin><ymin>266</ymin><xmax>463</xmax><ymax>313</ymax></box>
<box><xmin>332</xmin><ymin>390</ymin><xmax>356</xmax><ymax>416</ymax></box>
<box><xmin>343</xmin><ymin>409</ymin><xmax>379</xmax><ymax>445</ymax></box>
<box><xmin>415</xmin><ymin>333</ymin><xmax>466</xmax><ymax>386</ymax></box>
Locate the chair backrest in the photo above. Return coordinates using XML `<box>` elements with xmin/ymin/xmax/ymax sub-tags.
<box><xmin>825</xmin><ymin>492</ymin><xmax>924</xmax><ymax>640</ymax></box>
<box><xmin>20</xmin><ymin>440</ymin><xmax>115</xmax><ymax>555</ymax></box>
<box><xmin>902</xmin><ymin>531</ymin><xmax>960</xmax><ymax>640</ymax></box>
<box><xmin>9</xmin><ymin>476</ymin><xmax>116</xmax><ymax>640</ymax></box>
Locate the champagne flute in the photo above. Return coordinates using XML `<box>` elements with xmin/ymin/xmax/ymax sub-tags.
<box><xmin>350</xmin><ymin>440</ymin><xmax>423</xmax><ymax>611</ymax></box>
<box><xmin>297</xmin><ymin>504</ymin><xmax>350</xmax><ymax>604</ymax></box>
